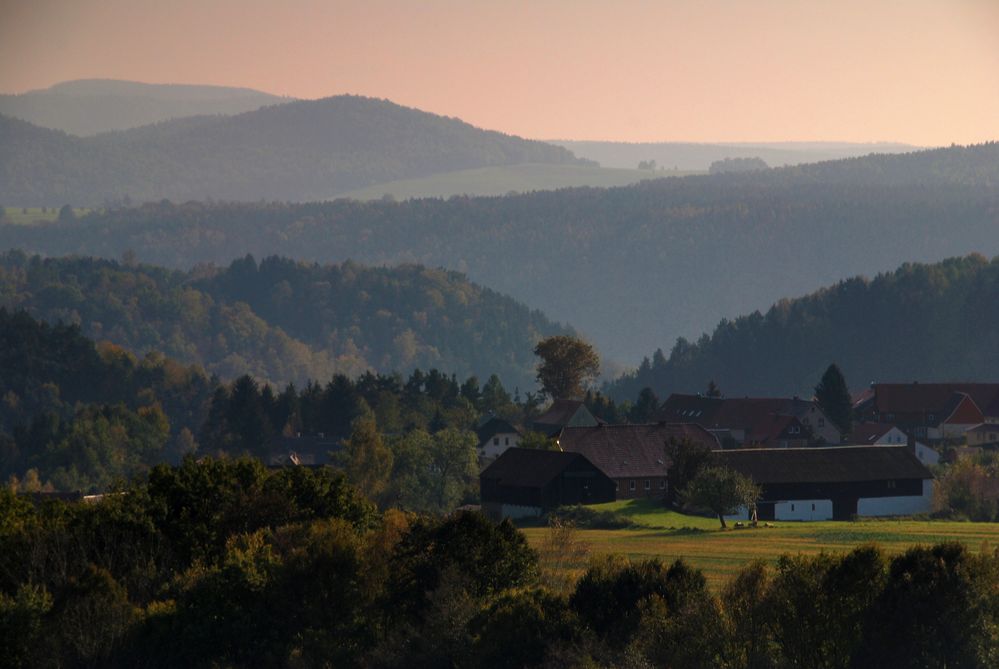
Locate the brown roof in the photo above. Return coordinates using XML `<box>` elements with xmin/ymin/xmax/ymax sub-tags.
<box><xmin>869</xmin><ymin>383</ymin><xmax>999</xmax><ymax>416</ymax></box>
<box><xmin>479</xmin><ymin>447</ymin><xmax>598</xmax><ymax>488</ymax></box>
<box><xmin>534</xmin><ymin>399</ymin><xmax>586</xmax><ymax>426</ymax></box>
<box><xmin>718</xmin><ymin>446</ymin><xmax>933</xmax><ymax>485</ymax></box>
<box><xmin>558</xmin><ymin>423</ymin><xmax>719</xmax><ymax>479</ymax></box>
<box><xmin>659</xmin><ymin>394</ymin><xmax>818</xmax><ymax>442</ymax></box>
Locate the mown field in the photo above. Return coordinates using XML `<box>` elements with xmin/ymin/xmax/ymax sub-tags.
<box><xmin>522</xmin><ymin>499</ymin><xmax>999</xmax><ymax>589</ymax></box>
<box><xmin>335</xmin><ymin>163</ymin><xmax>701</xmax><ymax>201</ymax></box>
<box><xmin>2</xmin><ymin>207</ymin><xmax>90</xmax><ymax>225</ymax></box>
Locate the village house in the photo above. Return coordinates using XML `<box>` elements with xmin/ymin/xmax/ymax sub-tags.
<box><xmin>658</xmin><ymin>394</ymin><xmax>840</xmax><ymax>447</ymax></box>
<box><xmin>557</xmin><ymin>422</ymin><xmax>719</xmax><ymax>499</ymax></box>
<box><xmin>854</xmin><ymin>382</ymin><xmax>999</xmax><ymax>442</ymax></box>
<box><xmin>476</xmin><ymin>416</ymin><xmax>522</xmax><ymax>460</ymax></box>
<box><xmin>532</xmin><ymin>398</ymin><xmax>599</xmax><ymax>437</ymax></box>
<box><xmin>719</xmin><ymin>445</ymin><xmax>934</xmax><ymax>521</ymax></box>
<box><xmin>965</xmin><ymin>423</ymin><xmax>999</xmax><ymax>448</ymax></box>
<box><xmin>479</xmin><ymin>447</ymin><xmax>616</xmax><ymax>520</ymax></box>
<box><xmin>851</xmin><ymin>421</ymin><xmax>940</xmax><ymax>465</ymax></box>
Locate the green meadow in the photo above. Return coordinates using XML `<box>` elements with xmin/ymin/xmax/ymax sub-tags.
<box><xmin>522</xmin><ymin>498</ymin><xmax>999</xmax><ymax>589</ymax></box>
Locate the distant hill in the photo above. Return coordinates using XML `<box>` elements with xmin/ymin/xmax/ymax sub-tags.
<box><xmin>0</xmin><ymin>79</ymin><xmax>289</xmax><ymax>136</ymax></box>
<box><xmin>3</xmin><ymin>143</ymin><xmax>998</xmax><ymax>364</ymax></box>
<box><xmin>553</xmin><ymin>140</ymin><xmax>921</xmax><ymax>171</ymax></box>
<box><xmin>607</xmin><ymin>255</ymin><xmax>999</xmax><ymax>400</ymax></box>
<box><xmin>0</xmin><ymin>95</ymin><xmax>588</xmax><ymax>205</ymax></box>
<box><xmin>0</xmin><ymin>252</ymin><xmax>572</xmax><ymax>389</ymax></box>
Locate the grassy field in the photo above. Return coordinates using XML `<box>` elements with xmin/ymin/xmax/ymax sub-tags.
<box><xmin>334</xmin><ymin>163</ymin><xmax>701</xmax><ymax>201</ymax></box>
<box><xmin>2</xmin><ymin>207</ymin><xmax>90</xmax><ymax>225</ymax></box>
<box><xmin>523</xmin><ymin>499</ymin><xmax>999</xmax><ymax>589</ymax></box>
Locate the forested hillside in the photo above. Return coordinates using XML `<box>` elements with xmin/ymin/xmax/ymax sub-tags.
<box><xmin>609</xmin><ymin>255</ymin><xmax>999</xmax><ymax>399</ymax></box>
<box><xmin>0</xmin><ymin>252</ymin><xmax>571</xmax><ymax>389</ymax></box>
<box><xmin>0</xmin><ymin>95</ymin><xmax>586</xmax><ymax>204</ymax></box>
<box><xmin>0</xmin><ymin>79</ymin><xmax>288</xmax><ymax>136</ymax></box>
<box><xmin>4</xmin><ymin>143</ymin><xmax>997</xmax><ymax>363</ymax></box>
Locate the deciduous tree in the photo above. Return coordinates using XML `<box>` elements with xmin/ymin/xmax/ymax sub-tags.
<box><xmin>534</xmin><ymin>335</ymin><xmax>599</xmax><ymax>400</ymax></box>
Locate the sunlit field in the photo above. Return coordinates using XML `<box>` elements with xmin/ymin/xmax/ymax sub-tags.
<box><xmin>522</xmin><ymin>498</ymin><xmax>999</xmax><ymax>589</ymax></box>
<box><xmin>2</xmin><ymin>207</ymin><xmax>89</xmax><ymax>225</ymax></box>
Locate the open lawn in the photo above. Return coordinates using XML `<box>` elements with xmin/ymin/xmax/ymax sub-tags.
<box><xmin>334</xmin><ymin>163</ymin><xmax>701</xmax><ymax>201</ymax></box>
<box><xmin>523</xmin><ymin>498</ymin><xmax>999</xmax><ymax>589</ymax></box>
<box><xmin>2</xmin><ymin>207</ymin><xmax>89</xmax><ymax>225</ymax></box>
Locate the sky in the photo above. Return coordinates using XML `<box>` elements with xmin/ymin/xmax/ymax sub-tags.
<box><xmin>0</xmin><ymin>0</ymin><xmax>997</xmax><ymax>145</ymax></box>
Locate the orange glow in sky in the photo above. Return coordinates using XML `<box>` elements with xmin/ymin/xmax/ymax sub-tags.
<box><xmin>1</xmin><ymin>0</ymin><xmax>997</xmax><ymax>144</ymax></box>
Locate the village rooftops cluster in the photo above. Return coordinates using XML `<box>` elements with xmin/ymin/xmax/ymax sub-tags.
<box><xmin>482</xmin><ymin>381</ymin><xmax>999</xmax><ymax>522</ymax></box>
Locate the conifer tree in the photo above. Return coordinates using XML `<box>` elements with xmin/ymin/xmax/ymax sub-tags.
<box><xmin>814</xmin><ymin>363</ymin><xmax>853</xmax><ymax>436</ymax></box>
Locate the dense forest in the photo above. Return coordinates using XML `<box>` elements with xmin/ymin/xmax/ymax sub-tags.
<box><xmin>0</xmin><ymin>79</ymin><xmax>288</xmax><ymax>136</ymax></box>
<box><xmin>0</xmin><ymin>307</ymin><xmax>555</xmax><ymax>495</ymax></box>
<box><xmin>2</xmin><ymin>464</ymin><xmax>997</xmax><ymax>667</ymax></box>
<box><xmin>609</xmin><ymin>254</ymin><xmax>999</xmax><ymax>399</ymax></box>
<box><xmin>0</xmin><ymin>95</ymin><xmax>587</xmax><ymax>205</ymax></box>
<box><xmin>0</xmin><ymin>251</ymin><xmax>570</xmax><ymax>389</ymax></box>
<box><xmin>4</xmin><ymin>143</ymin><xmax>998</xmax><ymax>363</ymax></box>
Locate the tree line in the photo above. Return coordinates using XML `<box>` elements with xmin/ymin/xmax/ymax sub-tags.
<box><xmin>2</xmin><ymin>459</ymin><xmax>998</xmax><ymax>667</ymax></box>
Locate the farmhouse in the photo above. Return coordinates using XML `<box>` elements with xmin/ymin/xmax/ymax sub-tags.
<box><xmin>532</xmin><ymin>398</ymin><xmax>599</xmax><ymax>437</ymax></box>
<box><xmin>479</xmin><ymin>447</ymin><xmax>616</xmax><ymax>520</ymax></box>
<box><xmin>854</xmin><ymin>382</ymin><xmax>999</xmax><ymax>442</ymax></box>
<box><xmin>476</xmin><ymin>416</ymin><xmax>522</xmax><ymax>460</ymax></box>
<box><xmin>659</xmin><ymin>394</ymin><xmax>840</xmax><ymax>447</ymax></box>
<box><xmin>718</xmin><ymin>445</ymin><xmax>934</xmax><ymax>521</ymax></box>
<box><xmin>557</xmin><ymin>422</ymin><xmax>719</xmax><ymax>499</ymax></box>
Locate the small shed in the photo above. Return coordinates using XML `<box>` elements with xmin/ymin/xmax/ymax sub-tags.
<box><xmin>480</xmin><ymin>447</ymin><xmax>616</xmax><ymax>520</ymax></box>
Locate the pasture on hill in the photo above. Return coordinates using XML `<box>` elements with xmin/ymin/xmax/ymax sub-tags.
<box><xmin>2</xmin><ymin>207</ymin><xmax>90</xmax><ymax>225</ymax></box>
<box><xmin>522</xmin><ymin>498</ymin><xmax>999</xmax><ymax>589</ymax></box>
<box><xmin>334</xmin><ymin>163</ymin><xmax>701</xmax><ymax>201</ymax></box>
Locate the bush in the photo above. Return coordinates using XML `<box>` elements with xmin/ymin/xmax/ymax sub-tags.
<box><xmin>548</xmin><ymin>505</ymin><xmax>634</xmax><ymax>529</ymax></box>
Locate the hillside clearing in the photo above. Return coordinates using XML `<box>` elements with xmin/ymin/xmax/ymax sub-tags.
<box><xmin>334</xmin><ymin>163</ymin><xmax>700</xmax><ymax>201</ymax></box>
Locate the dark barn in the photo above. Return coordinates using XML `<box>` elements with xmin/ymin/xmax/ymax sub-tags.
<box><xmin>718</xmin><ymin>446</ymin><xmax>934</xmax><ymax>521</ymax></box>
<box><xmin>480</xmin><ymin>447</ymin><xmax>616</xmax><ymax>520</ymax></box>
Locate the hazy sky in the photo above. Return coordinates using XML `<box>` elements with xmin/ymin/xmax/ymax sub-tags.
<box><xmin>1</xmin><ymin>0</ymin><xmax>997</xmax><ymax>144</ymax></box>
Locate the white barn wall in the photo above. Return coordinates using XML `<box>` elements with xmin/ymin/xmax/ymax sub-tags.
<box><xmin>775</xmin><ymin>499</ymin><xmax>833</xmax><ymax>521</ymax></box>
<box><xmin>499</xmin><ymin>504</ymin><xmax>542</xmax><ymax>519</ymax></box>
<box><xmin>857</xmin><ymin>480</ymin><xmax>933</xmax><ymax>517</ymax></box>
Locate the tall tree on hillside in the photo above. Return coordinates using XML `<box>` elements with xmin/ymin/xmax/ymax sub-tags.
<box><xmin>533</xmin><ymin>335</ymin><xmax>599</xmax><ymax>400</ymax></box>
<box><xmin>343</xmin><ymin>410</ymin><xmax>393</xmax><ymax>504</ymax></box>
<box><xmin>814</xmin><ymin>363</ymin><xmax>853</xmax><ymax>436</ymax></box>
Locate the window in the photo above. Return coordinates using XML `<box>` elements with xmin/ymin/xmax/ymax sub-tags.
<box><xmin>791</xmin><ymin>504</ymin><xmax>795</xmax><ymax>511</ymax></box>
<box><xmin>644</xmin><ymin>480</ymin><xmax>651</xmax><ymax>490</ymax></box>
<box><xmin>659</xmin><ymin>480</ymin><xmax>667</xmax><ymax>489</ymax></box>
<box><xmin>887</xmin><ymin>480</ymin><xmax>896</xmax><ymax>489</ymax></box>
<box><xmin>629</xmin><ymin>480</ymin><xmax>636</xmax><ymax>491</ymax></box>
<box><xmin>493</xmin><ymin>437</ymin><xmax>499</xmax><ymax>446</ymax></box>
<box><xmin>504</xmin><ymin>437</ymin><xmax>509</xmax><ymax>446</ymax></box>
<box><xmin>811</xmin><ymin>503</ymin><xmax>815</xmax><ymax>511</ymax></box>
<box><xmin>928</xmin><ymin>414</ymin><xmax>935</xmax><ymax>422</ymax></box>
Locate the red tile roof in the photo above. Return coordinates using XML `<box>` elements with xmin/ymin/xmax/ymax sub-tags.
<box><xmin>868</xmin><ymin>383</ymin><xmax>999</xmax><ymax>417</ymax></box>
